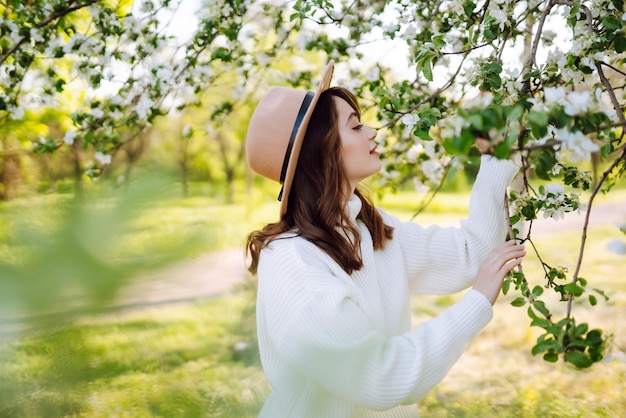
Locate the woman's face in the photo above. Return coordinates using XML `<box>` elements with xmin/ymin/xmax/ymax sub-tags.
<box><xmin>334</xmin><ymin>96</ymin><xmax>380</xmax><ymax>191</ymax></box>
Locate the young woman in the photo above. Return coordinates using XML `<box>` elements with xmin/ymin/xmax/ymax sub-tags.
<box><xmin>245</xmin><ymin>61</ymin><xmax>525</xmax><ymax>418</ymax></box>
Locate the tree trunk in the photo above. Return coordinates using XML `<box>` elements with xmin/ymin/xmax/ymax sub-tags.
<box><xmin>71</xmin><ymin>140</ymin><xmax>83</xmax><ymax>198</ymax></box>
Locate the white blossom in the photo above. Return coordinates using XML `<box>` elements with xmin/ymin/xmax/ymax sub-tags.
<box><xmin>3</xmin><ymin>19</ymin><xmax>21</xmax><ymax>45</ymax></box>
<box><xmin>257</xmin><ymin>53</ymin><xmax>271</xmax><ymax>67</ymax></box>
<box><xmin>401</xmin><ymin>24</ymin><xmax>418</xmax><ymax>40</ymax></box>
<box><xmin>580</xmin><ymin>56</ymin><xmax>594</xmax><ymax>69</ymax></box>
<box><xmin>488</xmin><ymin>5</ymin><xmax>508</xmax><ymax>30</ymax></box>
<box><xmin>365</xmin><ymin>66</ymin><xmax>380</xmax><ymax>82</ymax></box>
<box><xmin>554</xmin><ymin>128</ymin><xmax>599</xmax><ymax>163</ymax></box>
<box><xmin>234</xmin><ymin>341</ymin><xmax>249</xmax><ymax>352</ymax></box>
<box><xmin>440</xmin><ymin>114</ymin><xmax>469</xmax><ymax>138</ymax></box>
<box><xmin>9</xmin><ymin>105</ymin><xmax>24</xmax><ymax>120</ymax></box>
<box><xmin>465</xmin><ymin>92</ymin><xmax>493</xmax><ymax>109</ymax></box>
<box><xmin>182</xmin><ymin>125</ymin><xmax>192</xmax><ymax>137</ymax></box>
<box><xmin>595</xmin><ymin>87</ymin><xmax>616</xmax><ymax>118</ymax></box>
<box><xmin>381</xmin><ymin>23</ymin><xmax>399</xmax><ymax>34</ymax></box>
<box><xmin>542</xmin><ymin>205</ymin><xmax>567</xmax><ymax>220</ymax></box>
<box><xmin>63</xmin><ymin>130</ymin><xmax>76</xmax><ymax>145</ymax></box>
<box><xmin>421</xmin><ymin>159</ymin><xmax>445</xmax><ymax>185</ymax></box>
<box><xmin>295</xmin><ymin>33</ymin><xmax>309</xmax><ymax>51</ymax></box>
<box><xmin>423</xmin><ymin>140</ymin><xmax>439</xmax><ymax>159</ymax></box>
<box><xmin>444</xmin><ymin>0</ymin><xmax>465</xmax><ymax>15</ymax></box>
<box><xmin>528</xmin><ymin>97</ymin><xmax>548</xmax><ymax>113</ymax></box>
<box><xmin>401</xmin><ymin>113</ymin><xmax>420</xmax><ymax>127</ymax></box>
<box><xmin>544</xmin><ymin>86</ymin><xmax>566</xmax><ymax>105</ymax></box>
<box><xmin>94</xmin><ymin>151</ymin><xmax>112</xmax><ymax>165</ymax></box>
<box><xmin>91</xmin><ymin>108</ymin><xmax>104</xmax><ymax>119</ymax></box>
<box><xmin>413</xmin><ymin>178</ymin><xmax>430</xmax><ymax>193</ymax></box>
<box><xmin>155</xmin><ymin>66</ymin><xmax>173</xmax><ymax>81</ymax></box>
<box><xmin>564</xmin><ymin>90</ymin><xmax>590</xmax><ymax>116</ymax></box>
<box><xmin>135</xmin><ymin>93</ymin><xmax>154</xmax><ymax>121</ymax></box>
<box><xmin>30</xmin><ymin>28</ymin><xmax>44</xmax><ymax>44</ymax></box>
<box><xmin>544</xmin><ymin>183</ymin><xmax>565</xmax><ymax>196</ymax></box>
<box><xmin>406</xmin><ymin>144</ymin><xmax>424</xmax><ymax>163</ymax></box>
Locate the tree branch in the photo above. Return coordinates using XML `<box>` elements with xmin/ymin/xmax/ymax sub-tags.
<box><xmin>600</xmin><ymin>61</ymin><xmax>626</xmax><ymax>78</ymax></box>
<box><xmin>528</xmin><ymin>0</ymin><xmax>555</xmax><ymax>71</ymax></box>
<box><xmin>566</xmin><ymin>144</ymin><xmax>626</xmax><ymax>317</ymax></box>
<box><xmin>0</xmin><ymin>0</ymin><xmax>98</xmax><ymax>66</ymax></box>
<box><xmin>410</xmin><ymin>163</ymin><xmax>451</xmax><ymax>220</ymax></box>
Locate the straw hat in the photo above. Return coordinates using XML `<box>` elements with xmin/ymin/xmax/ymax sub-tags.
<box><xmin>246</xmin><ymin>61</ymin><xmax>335</xmax><ymax>217</ymax></box>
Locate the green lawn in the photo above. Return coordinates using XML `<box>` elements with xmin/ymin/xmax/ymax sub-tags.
<box><xmin>0</xmin><ymin>186</ymin><xmax>625</xmax><ymax>417</ymax></box>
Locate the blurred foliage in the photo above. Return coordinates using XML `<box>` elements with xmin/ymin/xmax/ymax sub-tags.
<box><xmin>0</xmin><ymin>172</ymin><xmax>208</xmax><ymax>337</ymax></box>
<box><xmin>0</xmin><ymin>293</ymin><xmax>266</xmax><ymax>417</ymax></box>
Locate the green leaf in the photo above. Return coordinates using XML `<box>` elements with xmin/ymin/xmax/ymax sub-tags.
<box><xmin>502</xmin><ymin>277</ymin><xmax>511</xmax><ymax>295</ymax></box>
<box><xmin>532</xmin><ymin>285</ymin><xmax>544</xmax><ymax>297</ymax></box>
<box><xmin>532</xmin><ymin>337</ymin><xmax>557</xmax><ymax>355</ymax></box>
<box><xmin>531</xmin><ymin>318</ymin><xmax>551</xmax><ymax>329</ymax></box>
<box><xmin>566</xmin><ymin>350</ymin><xmax>592</xmax><ymax>368</ymax></box>
<box><xmin>486</xmin><ymin>73</ymin><xmax>502</xmax><ymax>89</ymax></box>
<box><xmin>586</xmin><ymin>329</ymin><xmax>603</xmax><ymax>345</ymax></box>
<box><xmin>534</xmin><ymin>150</ymin><xmax>557</xmax><ymax>180</ymax></box>
<box><xmin>521</xmin><ymin>203</ymin><xmax>537</xmax><ymax>220</ymax></box>
<box><xmin>485</xmin><ymin>62</ymin><xmax>499</xmax><ymax>73</ymax></box>
<box><xmin>543</xmin><ymin>351</ymin><xmax>559</xmax><ymax>362</ymax></box>
<box><xmin>528</xmin><ymin>111</ymin><xmax>549</xmax><ymax>138</ymax></box>
<box><xmin>574</xmin><ymin>323</ymin><xmax>589</xmax><ymax>337</ymax></box>
<box><xmin>493</xmin><ymin>141</ymin><xmax>511</xmax><ymax>159</ymax></box>
<box><xmin>564</xmin><ymin>283</ymin><xmax>584</xmax><ymax>297</ymax></box>
<box><xmin>602</xmin><ymin>16</ymin><xmax>621</xmax><ymax>31</ymax></box>
<box><xmin>615</xmin><ymin>34</ymin><xmax>626</xmax><ymax>53</ymax></box>
<box><xmin>533</xmin><ymin>300</ymin><xmax>550</xmax><ymax>316</ymax></box>
<box><xmin>507</xmin><ymin>104</ymin><xmax>524</xmax><ymax>121</ymax></box>
<box><xmin>592</xmin><ymin>288</ymin><xmax>609</xmax><ymax>301</ymax></box>
<box><xmin>468</xmin><ymin>113</ymin><xmax>484</xmax><ymax>130</ymax></box>
<box><xmin>588</xmin><ymin>294</ymin><xmax>597</xmax><ymax>306</ymax></box>
<box><xmin>511</xmin><ymin>297</ymin><xmax>526</xmax><ymax>307</ymax></box>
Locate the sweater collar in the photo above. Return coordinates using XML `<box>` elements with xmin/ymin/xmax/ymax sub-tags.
<box><xmin>347</xmin><ymin>194</ymin><xmax>362</xmax><ymax>222</ymax></box>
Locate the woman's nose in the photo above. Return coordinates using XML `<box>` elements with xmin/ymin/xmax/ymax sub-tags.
<box><xmin>368</xmin><ymin>126</ymin><xmax>377</xmax><ymax>140</ymax></box>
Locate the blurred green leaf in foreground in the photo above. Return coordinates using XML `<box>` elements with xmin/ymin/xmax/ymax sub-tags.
<box><xmin>0</xmin><ymin>173</ymin><xmax>207</xmax><ymax>340</ymax></box>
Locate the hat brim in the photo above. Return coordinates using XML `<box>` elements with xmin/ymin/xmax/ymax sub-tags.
<box><xmin>279</xmin><ymin>60</ymin><xmax>335</xmax><ymax>217</ymax></box>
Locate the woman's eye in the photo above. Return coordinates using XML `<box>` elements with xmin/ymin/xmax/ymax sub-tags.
<box><xmin>353</xmin><ymin>124</ymin><xmax>363</xmax><ymax>131</ymax></box>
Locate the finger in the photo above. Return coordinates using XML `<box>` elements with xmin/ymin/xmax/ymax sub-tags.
<box><xmin>500</xmin><ymin>243</ymin><xmax>526</xmax><ymax>256</ymax></box>
<box><xmin>492</xmin><ymin>247</ymin><xmax>525</xmax><ymax>270</ymax></box>
<box><xmin>499</xmin><ymin>256</ymin><xmax>524</xmax><ymax>274</ymax></box>
<box><xmin>491</xmin><ymin>244</ymin><xmax>525</xmax><ymax>261</ymax></box>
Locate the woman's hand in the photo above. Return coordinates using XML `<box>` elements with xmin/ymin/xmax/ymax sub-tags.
<box><xmin>474</xmin><ymin>136</ymin><xmax>493</xmax><ymax>154</ymax></box>
<box><xmin>473</xmin><ymin>240</ymin><xmax>526</xmax><ymax>305</ymax></box>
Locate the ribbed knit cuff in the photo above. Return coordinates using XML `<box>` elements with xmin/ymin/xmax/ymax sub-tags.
<box><xmin>476</xmin><ymin>155</ymin><xmax>519</xmax><ymax>199</ymax></box>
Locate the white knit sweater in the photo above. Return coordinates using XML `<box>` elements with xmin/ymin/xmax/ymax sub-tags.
<box><xmin>256</xmin><ymin>155</ymin><xmax>519</xmax><ymax>417</ymax></box>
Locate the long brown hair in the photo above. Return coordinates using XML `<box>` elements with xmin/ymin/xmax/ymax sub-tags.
<box><xmin>246</xmin><ymin>87</ymin><xmax>393</xmax><ymax>275</ymax></box>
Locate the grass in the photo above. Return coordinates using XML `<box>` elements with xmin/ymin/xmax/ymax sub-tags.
<box><xmin>0</xmin><ymin>184</ymin><xmax>625</xmax><ymax>417</ymax></box>
<box><xmin>0</xmin><ymin>292</ymin><xmax>267</xmax><ymax>417</ymax></box>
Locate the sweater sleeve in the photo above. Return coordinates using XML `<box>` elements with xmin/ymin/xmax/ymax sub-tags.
<box><xmin>257</xmin><ymin>240</ymin><xmax>493</xmax><ymax>410</ymax></box>
<box><xmin>394</xmin><ymin>155</ymin><xmax>519</xmax><ymax>294</ymax></box>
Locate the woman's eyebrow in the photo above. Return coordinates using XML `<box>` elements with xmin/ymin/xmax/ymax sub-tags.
<box><xmin>346</xmin><ymin>111</ymin><xmax>359</xmax><ymax>125</ymax></box>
